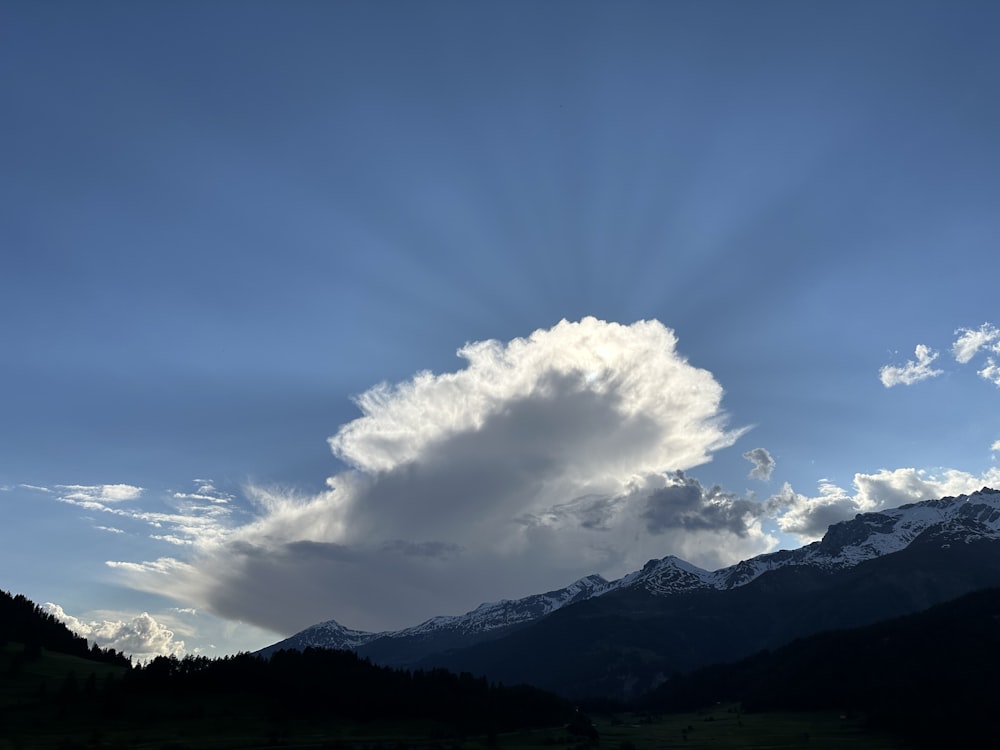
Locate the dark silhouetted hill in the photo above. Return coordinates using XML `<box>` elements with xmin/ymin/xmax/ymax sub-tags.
<box><xmin>640</xmin><ymin>586</ymin><xmax>1000</xmax><ymax>748</ymax></box>
<box><xmin>0</xmin><ymin>588</ymin><xmax>129</xmax><ymax>667</ymax></box>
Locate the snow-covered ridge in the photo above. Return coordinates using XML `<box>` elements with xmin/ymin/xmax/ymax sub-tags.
<box><xmin>699</xmin><ymin>485</ymin><xmax>1000</xmax><ymax>590</ymax></box>
<box><xmin>405</xmin><ymin>573</ymin><xmax>612</xmax><ymax>636</ymax></box>
<box><xmin>274</xmin><ymin>618</ymin><xmax>383</xmax><ymax>652</ymax></box>
<box><xmin>258</xmin><ymin>573</ymin><xmax>615</xmax><ymax>656</ymax></box>
<box><xmin>261</xmin><ymin>487</ymin><xmax>1000</xmax><ymax>656</ymax></box>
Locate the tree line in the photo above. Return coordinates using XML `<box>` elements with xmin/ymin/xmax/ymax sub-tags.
<box><xmin>122</xmin><ymin>647</ymin><xmax>571</xmax><ymax>731</ymax></box>
<box><xmin>1</xmin><ymin>587</ymin><xmax>574</xmax><ymax>741</ymax></box>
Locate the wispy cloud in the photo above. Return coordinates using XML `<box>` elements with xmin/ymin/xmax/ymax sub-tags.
<box><xmin>31</xmin><ymin>480</ymin><xmax>234</xmax><ymax>547</ymax></box>
<box><xmin>58</xmin><ymin>484</ymin><xmax>144</xmax><ymax>504</ymax></box>
<box><xmin>879</xmin><ymin>345</ymin><xmax>943</xmax><ymax>387</ymax></box>
<box><xmin>173</xmin><ymin>479</ymin><xmax>233</xmax><ymax>504</ymax></box>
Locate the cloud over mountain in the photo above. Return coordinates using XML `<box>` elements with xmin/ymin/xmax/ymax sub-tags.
<box><xmin>110</xmin><ymin>318</ymin><xmax>767</xmax><ymax>633</ymax></box>
<box><xmin>775</xmin><ymin>467</ymin><xmax>1000</xmax><ymax>541</ymax></box>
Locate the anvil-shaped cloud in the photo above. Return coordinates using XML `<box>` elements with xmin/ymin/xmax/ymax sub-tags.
<box><xmin>111</xmin><ymin>318</ymin><xmax>788</xmax><ymax>633</ymax></box>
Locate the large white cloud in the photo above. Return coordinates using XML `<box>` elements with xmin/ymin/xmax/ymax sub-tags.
<box><xmin>110</xmin><ymin>318</ymin><xmax>772</xmax><ymax>633</ymax></box>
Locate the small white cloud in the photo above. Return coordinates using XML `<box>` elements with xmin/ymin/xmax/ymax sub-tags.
<box><xmin>43</xmin><ymin>604</ymin><xmax>185</xmax><ymax>661</ymax></box>
<box><xmin>95</xmin><ymin>525</ymin><xmax>125</xmax><ymax>534</ymax></box>
<box><xmin>952</xmin><ymin>323</ymin><xmax>1000</xmax><ymax>364</ymax></box>
<box><xmin>742</xmin><ymin>447</ymin><xmax>775</xmax><ymax>481</ymax></box>
<box><xmin>992</xmin><ymin>440</ymin><xmax>1000</xmax><ymax>452</ymax></box>
<box><xmin>879</xmin><ymin>344</ymin><xmax>943</xmax><ymax>387</ymax></box>
<box><xmin>978</xmin><ymin>359</ymin><xmax>1000</xmax><ymax>387</ymax></box>
<box><xmin>19</xmin><ymin>483</ymin><xmax>53</xmax><ymax>493</ymax></box>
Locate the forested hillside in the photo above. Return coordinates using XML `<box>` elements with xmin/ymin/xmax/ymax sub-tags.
<box><xmin>0</xmin><ymin>588</ymin><xmax>575</xmax><ymax>749</ymax></box>
<box><xmin>0</xmin><ymin>589</ymin><xmax>129</xmax><ymax>667</ymax></box>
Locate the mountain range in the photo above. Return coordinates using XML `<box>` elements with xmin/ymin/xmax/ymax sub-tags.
<box><xmin>259</xmin><ymin>486</ymin><xmax>1000</xmax><ymax>698</ymax></box>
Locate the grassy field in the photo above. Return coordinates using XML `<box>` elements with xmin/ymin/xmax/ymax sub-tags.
<box><xmin>584</xmin><ymin>708</ymin><xmax>905</xmax><ymax>750</ymax></box>
<box><xmin>0</xmin><ymin>642</ymin><xmax>126</xmax><ymax>705</ymax></box>
<box><xmin>0</xmin><ymin>706</ymin><xmax>909</xmax><ymax>750</ymax></box>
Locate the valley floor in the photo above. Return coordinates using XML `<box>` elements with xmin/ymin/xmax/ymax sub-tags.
<box><xmin>586</xmin><ymin>708</ymin><xmax>904</xmax><ymax>750</ymax></box>
<box><xmin>0</xmin><ymin>708</ymin><xmax>907</xmax><ymax>750</ymax></box>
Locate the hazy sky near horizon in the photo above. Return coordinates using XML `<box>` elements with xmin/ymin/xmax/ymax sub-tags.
<box><xmin>3</xmin><ymin>0</ymin><xmax>1000</xmax><ymax>660</ymax></box>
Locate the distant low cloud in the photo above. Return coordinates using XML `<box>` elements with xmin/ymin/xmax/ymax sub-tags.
<box><xmin>742</xmin><ymin>448</ymin><xmax>775</xmax><ymax>480</ymax></box>
<box><xmin>992</xmin><ymin>440</ymin><xmax>1000</xmax><ymax>453</ymax></box>
<box><xmin>774</xmin><ymin>467</ymin><xmax>1000</xmax><ymax>541</ymax></box>
<box><xmin>109</xmin><ymin>318</ymin><xmax>772</xmax><ymax>633</ymax></box>
<box><xmin>43</xmin><ymin>603</ymin><xmax>185</xmax><ymax>661</ymax></box>
<box><xmin>879</xmin><ymin>345</ymin><xmax>943</xmax><ymax>387</ymax></box>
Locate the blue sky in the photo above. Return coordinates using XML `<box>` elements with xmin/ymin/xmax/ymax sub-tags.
<box><xmin>3</xmin><ymin>0</ymin><xmax>1000</xmax><ymax>659</ymax></box>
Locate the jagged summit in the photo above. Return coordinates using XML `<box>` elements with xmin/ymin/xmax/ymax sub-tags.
<box><xmin>268</xmin><ymin>617</ymin><xmax>380</xmax><ymax>653</ymax></box>
<box><xmin>259</xmin><ymin>487</ymin><xmax>1000</xmax><ymax>659</ymax></box>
